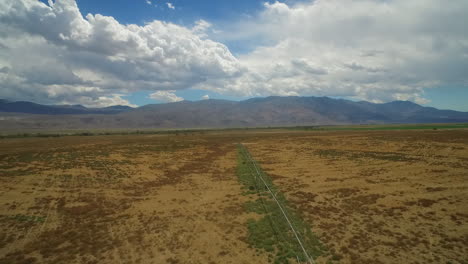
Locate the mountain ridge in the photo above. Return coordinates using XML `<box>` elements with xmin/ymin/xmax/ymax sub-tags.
<box><xmin>1</xmin><ymin>96</ymin><xmax>467</xmax><ymax>131</ymax></box>
<box><xmin>0</xmin><ymin>100</ymin><xmax>133</xmax><ymax>115</ymax></box>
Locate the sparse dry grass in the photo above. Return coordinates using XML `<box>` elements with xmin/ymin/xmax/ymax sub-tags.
<box><xmin>246</xmin><ymin>130</ymin><xmax>468</xmax><ymax>264</ymax></box>
<box><xmin>0</xmin><ymin>133</ymin><xmax>267</xmax><ymax>264</ymax></box>
<box><xmin>0</xmin><ymin>129</ymin><xmax>467</xmax><ymax>263</ymax></box>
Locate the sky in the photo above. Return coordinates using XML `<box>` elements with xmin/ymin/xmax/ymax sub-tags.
<box><xmin>0</xmin><ymin>0</ymin><xmax>467</xmax><ymax>111</ymax></box>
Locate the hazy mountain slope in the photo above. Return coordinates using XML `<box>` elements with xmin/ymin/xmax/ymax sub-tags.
<box><xmin>0</xmin><ymin>96</ymin><xmax>467</xmax><ymax>131</ymax></box>
<box><xmin>0</xmin><ymin>100</ymin><xmax>133</xmax><ymax>115</ymax></box>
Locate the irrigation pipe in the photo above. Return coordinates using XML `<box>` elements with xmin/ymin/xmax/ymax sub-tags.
<box><xmin>239</xmin><ymin>144</ymin><xmax>315</xmax><ymax>264</ymax></box>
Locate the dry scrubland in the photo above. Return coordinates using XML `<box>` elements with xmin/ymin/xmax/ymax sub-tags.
<box><xmin>0</xmin><ymin>129</ymin><xmax>467</xmax><ymax>263</ymax></box>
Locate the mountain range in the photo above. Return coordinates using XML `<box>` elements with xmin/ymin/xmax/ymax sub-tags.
<box><xmin>0</xmin><ymin>99</ymin><xmax>132</xmax><ymax>115</ymax></box>
<box><xmin>1</xmin><ymin>96</ymin><xmax>467</xmax><ymax>131</ymax></box>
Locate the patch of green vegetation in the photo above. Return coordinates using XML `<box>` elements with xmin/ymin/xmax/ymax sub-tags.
<box><xmin>237</xmin><ymin>145</ymin><xmax>332</xmax><ymax>263</ymax></box>
<box><xmin>0</xmin><ymin>152</ymin><xmax>54</xmax><ymax>177</ymax></box>
<box><xmin>0</xmin><ymin>133</ymin><xmax>62</xmax><ymax>139</ymax></box>
<box><xmin>315</xmin><ymin>149</ymin><xmax>419</xmax><ymax>162</ymax></box>
<box><xmin>10</xmin><ymin>214</ymin><xmax>46</xmax><ymax>223</ymax></box>
<box><xmin>0</xmin><ymin>122</ymin><xmax>466</xmax><ymax>139</ymax></box>
<box><xmin>314</xmin><ymin>149</ymin><xmax>345</xmax><ymax>158</ymax></box>
<box><xmin>0</xmin><ymin>127</ymin><xmax>257</xmax><ymax>139</ymax></box>
<box><xmin>289</xmin><ymin>123</ymin><xmax>468</xmax><ymax>131</ymax></box>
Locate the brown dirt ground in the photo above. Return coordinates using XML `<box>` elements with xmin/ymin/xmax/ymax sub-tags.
<box><xmin>246</xmin><ymin>130</ymin><xmax>468</xmax><ymax>264</ymax></box>
<box><xmin>0</xmin><ymin>129</ymin><xmax>467</xmax><ymax>264</ymax></box>
<box><xmin>0</xmin><ymin>132</ymin><xmax>267</xmax><ymax>264</ymax></box>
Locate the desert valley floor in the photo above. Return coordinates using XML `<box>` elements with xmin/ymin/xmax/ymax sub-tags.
<box><xmin>1</xmin><ymin>129</ymin><xmax>467</xmax><ymax>264</ymax></box>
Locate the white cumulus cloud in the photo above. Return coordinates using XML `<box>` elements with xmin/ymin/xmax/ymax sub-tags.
<box><xmin>0</xmin><ymin>0</ymin><xmax>467</xmax><ymax>107</ymax></box>
<box><xmin>149</xmin><ymin>90</ymin><xmax>184</xmax><ymax>102</ymax></box>
<box><xmin>204</xmin><ymin>0</ymin><xmax>468</xmax><ymax>104</ymax></box>
<box><xmin>192</xmin><ymin>20</ymin><xmax>212</xmax><ymax>38</ymax></box>
<box><xmin>0</xmin><ymin>0</ymin><xmax>241</xmax><ymax>106</ymax></box>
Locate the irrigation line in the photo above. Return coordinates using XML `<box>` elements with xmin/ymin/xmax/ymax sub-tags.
<box><xmin>239</xmin><ymin>144</ymin><xmax>315</xmax><ymax>264</ymax></box>
<box><xmin>245</xmin><ymin>161</ymin><xmax>287</xmax><ymax>249</ymax></box>
<box><xmin>249</xmin><ymin>163</ymin><xmax>302</xmax><ymax>264</ymax></box>
<box><xmin>242</xmin><ymin>146</ymin><xmax>313</xmax><ymax>264</ymax></box>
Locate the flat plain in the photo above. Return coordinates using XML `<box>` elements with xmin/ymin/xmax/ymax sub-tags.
<box><xmin>0</xmin><ymin>129</ymin><xmax>467</xmax><ymax>263</ymax></box>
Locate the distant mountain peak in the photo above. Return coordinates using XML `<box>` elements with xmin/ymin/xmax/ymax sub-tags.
<box><xmin>1</xmin><ymin>96</ymin><xmax>467</xmax><ymax>130</ymax></box>
<box><xmin>384</xmin><ymin>100</ymin><xmax>420</xmax><ymax>106</ymax></box>
<box><xmin>103</xmin><ymin>105</ymin><xmax>134</xmax><ymax>110</ymax></box>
